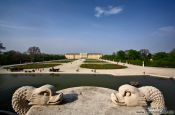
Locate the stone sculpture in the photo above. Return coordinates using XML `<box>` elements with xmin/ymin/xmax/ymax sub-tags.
<box><xmin>12</xmin><ymin>84</ymin><xmax>63</xmax><ymax>115</ymax></box>
<box><xmin>111</xmin><ymin>84</ymin><xmax>165</xmax><ymax>114</ymax></box>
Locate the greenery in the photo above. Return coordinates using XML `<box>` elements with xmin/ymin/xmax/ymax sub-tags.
<box><xmin>45</xmin><ymin>59</ymin><xmax>76</xmax><ymax>63</ymax></box>
<box><xmin>85</xmin><ymin>59</ymin><xmax>99</xmax><ymax>61</ymax></box>
<box><xmin>0</xmin><ymin>46</ymin><xmax>66</xmax><ymax>65</ymax></box>
<box><xmin>101</xmin><ymin>48</ymin><xmax>175</xmax><ymax>68</ymax></box>
<box><xmin>80</xmin><ymin>64</ymin><xmax>127</xmax><ymax>69</ymax></box>
<box><xmin>1</xmin><ymin>42</ymin><xmax>174</xmax><ymax>68</ymax></box>
<box><xmin>0</xmin><ymin>42</ymin><xmax>5</xmax><ymax>53</ymax></box>
<box><xmin>4</xmin><ymin>63</ymin><xmax>60</xmax><ymax>69</ymax></box>
<box><xmin>84</xmin><ymin>59</ymin><xmax>106</xmax><ymax>63</ymax></box>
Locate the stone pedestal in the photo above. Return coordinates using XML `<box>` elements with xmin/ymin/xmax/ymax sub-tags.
<box><xmin>27</xmin><ymin>87</ymin><xmax>148</xmax><ymax>115</ymax></box>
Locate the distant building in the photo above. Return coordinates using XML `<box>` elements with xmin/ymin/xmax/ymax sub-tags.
<box><xmin>65</xmin><ymin>53</ymin><xmax>103</xmax><ymax>59</ymax></box>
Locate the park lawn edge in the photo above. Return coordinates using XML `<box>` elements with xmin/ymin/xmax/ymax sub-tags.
<box><xmin>80</xmin><ymin>63</ymin><xmax>127</xmax><ymax>69</ymax></box>
<box><xmin>4</xmin><ymin>63</ymin><xmax>61</xmax><ymax>69</ymax></box>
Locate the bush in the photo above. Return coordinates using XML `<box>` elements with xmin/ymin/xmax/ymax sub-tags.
<box><xmin>128</xmin><ymin>60</ymin><xmax>143</xmax><ymax>66</ymax></box>
<box><xmin>4</xmin><ymin>63</ymin><xmax>60</xmax><ymax>69</ymax></box>
<box><xmin>80</xmin><ymin>64</ymin><xmax>127</xmax><ymax>69</ymax></box>
<box><xmin>148</xmin><ymin>60</ymin><xmax>175</xmax><ymax>68</ymax></box>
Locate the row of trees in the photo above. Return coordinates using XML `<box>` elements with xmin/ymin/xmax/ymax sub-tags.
<box><xmin>0</xmin><ymin>43</ymin><xmax>66</xmax><ymax>65</ymax></box>
<box><xmin>102</xmin><ymin>49</ymin><xmax>151</xmax><ymax>61</ymax></box>
<box><xmin>101</xmin><ymin>49</ymin><xmax>175</xmax><ymax>68</ymax></box>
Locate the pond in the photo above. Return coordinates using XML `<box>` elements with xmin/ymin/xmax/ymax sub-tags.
<box><xmin>0</xmin><ymin>74</ymin><xmax>175</xmax><ymax>113</ymax></box>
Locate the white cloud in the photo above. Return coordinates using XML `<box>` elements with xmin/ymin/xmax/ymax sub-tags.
<box><xmin>95</xmin><ymin>6</ymin><xmax>123</xmax><ymax>17</ymax></box>
<box><xmin>159</xmin><ymin>26</ymin><xmax>175</xmax><ymax>34</ymax></box>
<box><xmin>0</xmin><ymin>23</ymin><xmax>36</xmax><ymax>31</ymax></box>
<box><xmin>152</xmin><ymin>26</ymin><xmax>175</xmax><ymax>37</ymax></box>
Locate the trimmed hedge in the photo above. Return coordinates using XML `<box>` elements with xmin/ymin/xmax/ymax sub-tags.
<box><xmin>148</xmin><ymin>60</ymin><xmax>175</xmax><ymax>68</ymax></box>
<box><xmin>84</xmin><ymin>60</ymin><xmax>106</xmax><ymax>63</ymax></box>
<box><xmin>4</xmin><ymin>63</ymin><xmax>60</xmax><ymax>69</ymax></box>
<box><xmin>128</xmin><ymin>60</ymin><xmax>143</xmax><ymax>66</ymax></box>
<box><xmin>128</xmin><ymin>59</ymin><xmax>175</xmax><ymax>68</ymax></box>
<box><xmin>80</xmin><ymin>64</ymin><xmax>127</xmax><ymax>69</ymax></box>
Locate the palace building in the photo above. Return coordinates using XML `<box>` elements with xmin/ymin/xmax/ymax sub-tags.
<box><xmin>65</xmin><ymin>53</ymin><xmax>103</xmax><ymax>59</ymax></box>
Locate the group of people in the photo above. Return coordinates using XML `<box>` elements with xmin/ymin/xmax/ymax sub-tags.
<box><xmin>49</xmin><ymin>67</ymin><xmax>60</xmax><ymax>72</ymax></box>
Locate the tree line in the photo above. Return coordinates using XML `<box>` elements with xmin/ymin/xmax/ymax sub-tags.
<box><xmin>101</xmin><ymin>49</ymin><xmax>175</xmax><ymax>68</ymax></box>
<box><xmin>0</xmin><ymin>43</ymin><xmax>65</xmax><ymax>65</ymax></box>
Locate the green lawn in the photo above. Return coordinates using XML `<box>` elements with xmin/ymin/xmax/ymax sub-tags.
<box><xmin>84</xmin><ymin>61</ymin><xmax>107</xmax><ymax>63</ymax></box>
<box><xmin>80</xmin><ymin>64</ymin><xmax>127</xmax><ymax>69</ymax></box>
<box><xmin>84</xmin><ymin>59</ymin><xmax>106</xmax><ymax>63</ymax></box>
<box><xmin>46</xmin><ymin>59</ymin><xmax>74</xmax><ymax>63</ymax></box>
<box><xmin>4</xmin><ymin>63</ymin><xmax>60</xmax><ymax>69</ymax></box>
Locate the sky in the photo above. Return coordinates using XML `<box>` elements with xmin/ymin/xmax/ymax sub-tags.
<box><xmin>0</xmin><ymin>0</ymin><xmax>175</xmax><ymax>54</ymax></box>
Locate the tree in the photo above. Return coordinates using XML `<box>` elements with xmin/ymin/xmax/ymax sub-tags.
<box><xmin>127</xmin><ymin>50</ymin><xmax>141</xmax><ymax>60</ymax></box>
<box><xmin>139</xmin><ymin>49</ymin><xmax>150</xmax><ymax>60</ymax></box>
<box><xmin>27</xmin><ymin>46</ymin><xmax>41</xmax><ymax>55</ymax></box>
<box><xmin>112</xmin><ymin>52</ymin><xmax>116</xmax><ymax>55</ymax></box>
<box><xmin>140</xmin><ymin>49</ymin><xmax>150</xmax><ymax>56</ymax></box>
<box><xmin>27</xmin><ymin>46</ymin><xmax>41</xmax><ymax>62</ymax></box>
<box><xmin>117</xmin><ymin>50</ymin><xmax>126</xmax><ymax>60</ymax></box>
<box><xmin>170</xmin><ymin>48</ymin><xmax>175</xmax><ymax>54</ymax></box>
<box><xmin>153</xmin><ymin>52</ymin><xmax>167</xmax><ymax>60</ymax></box>
<box><xmin>1</xmin><ymin>50</ymin><xmax>22</xmax><ymax>65</ymax></box>
<box><xmin>0</xmin><ymin>42</ymin><xmax>5</xmax><ymax>53</ymax></box>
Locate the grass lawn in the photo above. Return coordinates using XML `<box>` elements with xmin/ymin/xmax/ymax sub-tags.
<box><xmin>84</xmin><ymin>60</ymin><xmax>107</xmax><ymax>63</ymax></box>
<box><xmin>46</xmin><ymin>60</ymin><xmax>71</xmax><ymax>63</ymax></box>
<box><xmin>4</xmin><ymin>63</ymin><xmax>60</xmax><ymax>69</ymax></box>
<box><xmin>45</xmin><ymin>59</ymin><xmax>76</xmax><ymax>63</ymax></box>
<box><xmin>80</xmin><ymin>64</ymin><xmax>127</xmax><ymax>69</ymax></box>
<box><xmin>84</xmin><ymin>59</ymin><xmax>106</xmax><ymax>63</ymax></box>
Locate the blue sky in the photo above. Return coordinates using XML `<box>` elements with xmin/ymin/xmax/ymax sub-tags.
<box><xmin>0</xmin><ymin>0</ymin><xmax>175</xmax><ymax>54</ymax></box>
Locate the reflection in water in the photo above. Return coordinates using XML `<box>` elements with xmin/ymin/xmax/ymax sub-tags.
<box><xmin>0</xmin><ymin>74</ymin><xmax>175</xmax><ymax>112</ymax></box>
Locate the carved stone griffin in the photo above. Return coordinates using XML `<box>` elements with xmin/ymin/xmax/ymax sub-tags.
<box><xmin>111</xmin><ymin>84</ymin><xmax>165</xmax><ymax>115</ymax></box>
<box><xmin>12</xmin><ymin>84</ymin><xmax>63</xmax><ymax>115</ymax></box>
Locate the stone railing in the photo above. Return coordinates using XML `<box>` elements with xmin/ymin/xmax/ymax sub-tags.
<box><xmin>12</xmin><ymin>84</ymin><xmax>165</xmax><ymax>115</ymax></box>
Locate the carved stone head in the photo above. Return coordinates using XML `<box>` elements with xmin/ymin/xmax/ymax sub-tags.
<box><xmin>111</xmin><ymin>84</ymin><xmax>147</xmax><ymax>107</ymax></box>
<box><xmin>12</xmin><ymin>84</ymin><xmax>64</xmax><ymax>115</ymax></box>
<box><xmin>29</xmin><ymin>84</ymin><xmax>63</xmax><ymax>105</ymax></box>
